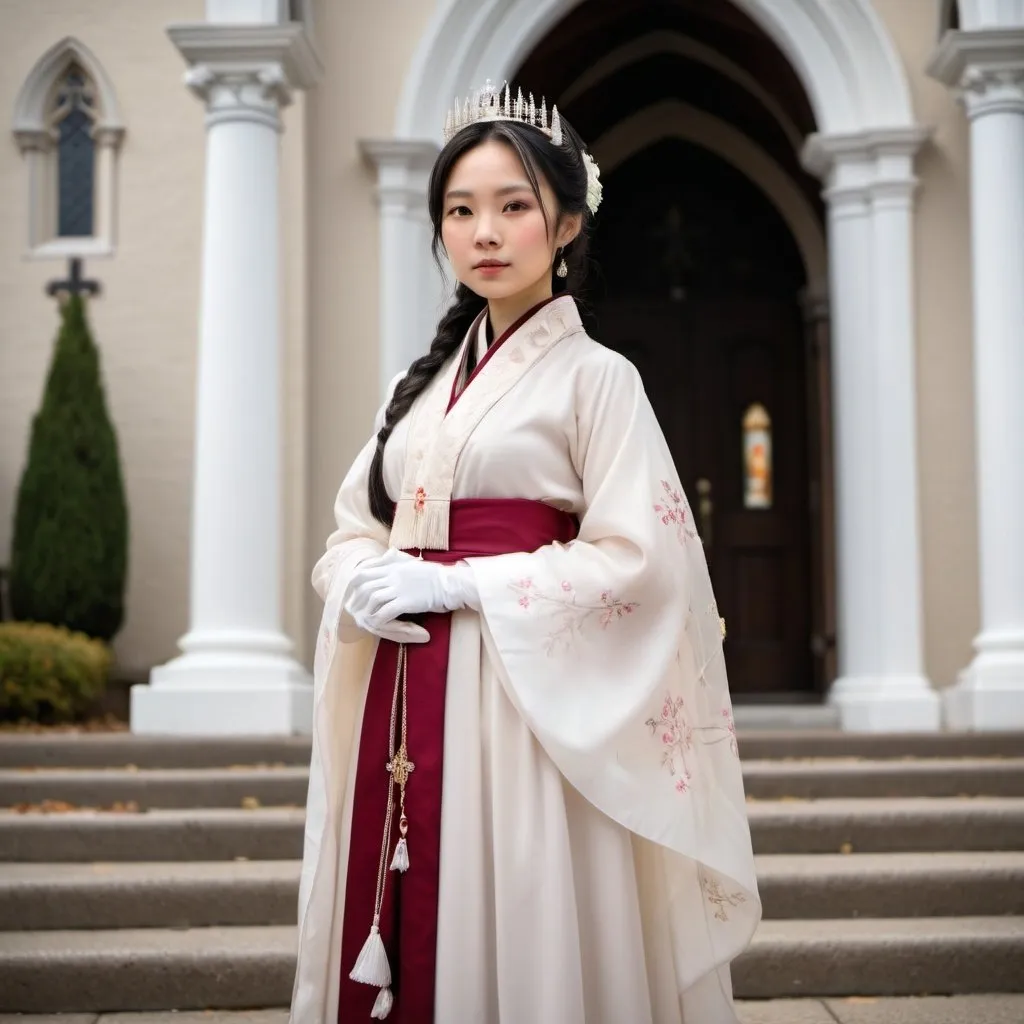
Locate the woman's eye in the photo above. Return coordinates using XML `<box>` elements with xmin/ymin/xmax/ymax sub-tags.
<box><xmin>448</xmin><ymin>206</ymin><xmax>472</xmax><ymax>217</ymax></box>
<box><xmin>504</xmin><ymin>201</ymin><xmax>528</xmax><ymax>213</ymax></box>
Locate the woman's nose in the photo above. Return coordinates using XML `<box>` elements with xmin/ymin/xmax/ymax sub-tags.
<box><xmin>473</xmin><ymin>215</ymin><xmax>500</xmax><ymax>247</ymax></box>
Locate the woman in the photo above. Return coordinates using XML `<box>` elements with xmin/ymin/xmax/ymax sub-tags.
<box><xmin>291</xmin><ymin>82</ymin><xmax>760</xmax><ymax>1024</ymax></box>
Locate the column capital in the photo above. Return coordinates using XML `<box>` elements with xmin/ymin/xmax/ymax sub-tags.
<box><xmin>803</xmin><ymin>127</ymin><xmax>930</xmax><ymax>215</ymax></box>
<box><xmin>168</xmin><ymin>22</ymin><xmax>322</xmax><ymax>127</ymax></box>
<box><xmin>928</xmin><ymin>29</ymin><xmax>1024</xmax><ymax>117</ymax></box>
<box><xmin>360</xmin><ymin>138</ymin><xmax>440</xmax><ymax>217</ymax></box>
<box><xmin>802</xmin><ymin>126</ymin><xmax>931</xmax><ymax>180</ymax></box>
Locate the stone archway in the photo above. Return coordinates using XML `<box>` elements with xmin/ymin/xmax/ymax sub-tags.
<box><xmin>365</xmin><ymin>0</ymin><xmax>938</xmax><ymax>731</ymax></box>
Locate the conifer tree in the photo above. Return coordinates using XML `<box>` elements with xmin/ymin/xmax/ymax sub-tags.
<box><xmin>9</xmin><ymin>294</ymin><xmax>128</xmax><ymax>641</ymax></box>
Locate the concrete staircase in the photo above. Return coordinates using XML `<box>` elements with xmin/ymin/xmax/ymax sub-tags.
<box><xmin>0</xmin><ymin>731</ymin><xmax>1022</xmax><ymax>1013</ymax></box>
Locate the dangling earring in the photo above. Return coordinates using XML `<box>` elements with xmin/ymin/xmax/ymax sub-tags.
<box><xmin>555</xmin><ymin>248</ymin><xmax>568</xmax><ymax>278</ymax></box>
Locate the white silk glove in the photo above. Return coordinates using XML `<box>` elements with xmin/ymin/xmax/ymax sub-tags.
<box><xmin>345</xmin><ymin>548</ymin><xmax>480</xmax><ymax>636</ymax></box>
<box><xmin>341</xmin><ymin>551</ymin><xmax>430</xmax><ymax>645</ymax></box>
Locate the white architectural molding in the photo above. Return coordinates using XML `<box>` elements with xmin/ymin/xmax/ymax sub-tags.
<box><xmin>560</xmin><ymin>30</ymin><xmax>805</xmax><ymax>152</ymax></box>
<box><xmin>11</xmin><ymin>37</ymin><xmax>125</xmax><ymax>259</ymax></box>
<box><xmin>359</xmin><ymin>139</ymin><xmax>444</xmax><ymax>399</ymax></box>
<box><xmin>590</xmin><ymin>100</ymin><xmax>827</xmax><ymax>295</ymax></box>
<box><xmin>803</xmin><ymin>128</ymin><xmax>939</xmax><ymax>732</ymax></box>
<box><xmin>396</xmin><ymin>0</ymin><xmax>915</xmax><ymax>140</ymax></box>
<box><xmin>131</xmin><ymin>21</ymin><xmax>322</xmax><ymax>736</ymax></box>
<box><xmin>928</xmin><ymin>28</ymin><xmax>1024</xmax><ymax>729</ymax></box>
<box><xmin>166</xmin><ymin>22</ymin><xmax>322</xmax><ymax>94</ymax></box>
<box><xmin>956</xmin><ymin>0</ymin><xmax>1024</xmax><ymax>29</ymax></box>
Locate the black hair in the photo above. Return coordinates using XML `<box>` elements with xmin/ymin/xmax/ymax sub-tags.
<box><xmin>367</xmin><ymin>113</ymin><xmax>595</xmax><ymax>527</ymax></box>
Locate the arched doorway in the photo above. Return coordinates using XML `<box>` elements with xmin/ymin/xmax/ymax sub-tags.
<box><xmin>376</xmin><ymin>0</ymin><xmax>939</xmax><ymax>728</ymax></box>
<box><xmin>514</xmin><ymin>2</ymin><xmax>828</xmax><ymax>700</ymax></box>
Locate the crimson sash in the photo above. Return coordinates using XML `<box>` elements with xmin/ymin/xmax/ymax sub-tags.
<box><xmin>337</xmin><ymin>498</ymin><xmax>578</xmax><ymax>1022</ymax></box>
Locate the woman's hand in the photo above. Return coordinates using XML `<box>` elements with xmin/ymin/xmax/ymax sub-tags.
<box><xmin>344</xmin><ymin>549</ymin><xmax>479</xmax><ymax>636</ymax></box>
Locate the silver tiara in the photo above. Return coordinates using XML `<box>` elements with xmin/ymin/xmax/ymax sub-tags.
<box><xmin>443</xmin><ymin>79</ymin><xmax>561</xmax><ymax>145</ymax></box>
<box><xmin>442</xmin><ymin>80</ymin><xmax>603</xmax><ymax>214</ymax></box>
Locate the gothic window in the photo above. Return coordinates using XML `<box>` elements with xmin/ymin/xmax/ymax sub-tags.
<box><xmin>53</xmin><ymin>64</ymin><xmax>97</xmax><ymax>237</ymax></box>
<box><xmin>12</xmin><ymin>38</ymin><xmax>124</xmax><ymax>258</ymax></box>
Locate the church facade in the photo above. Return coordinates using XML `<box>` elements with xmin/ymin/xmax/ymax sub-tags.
<box><xmin>1</xmin><ymin>0</ymin><xmax>1022</xmax><ymax>733</ymax></box>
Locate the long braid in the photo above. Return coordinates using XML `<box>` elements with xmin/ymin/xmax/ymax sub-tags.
<box><xmin>368</xmin><ymin>284</ymin><xmax>485</xmax><ymax>526</ymax></box>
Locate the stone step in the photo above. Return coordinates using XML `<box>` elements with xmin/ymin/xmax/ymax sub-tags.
<box><xmin>0</xmin><ymin>918</ymin><xmax>1021</xmax><ymax>1012</ymax></box>
<box><xmin>733</xmin><ymin>916</ymin><xmax>1024</xmax><ymax>998</ymax></box>
<box><xmin>2</xmin><ymin>730</ymin><xmax>1022</xmax><ymax>770</ymax></box>
<box><xmin>2</xmin><ymin>797</ymin><xmax>1021</xmax><ymax>863</ymax></box>
<box><xmin>0</xmin><ymin>767</ymin><xmax>309</xmax><ymax>810</ymax></box>
<box><xmin>0</xmin><ymin>926</ymin><xmax>297</xmax><ymax>1013</ymax></box>
<box><xmin>0</xmin><ymin>808</ymin><xmax>305</xmax><ymax>863</ymax></box>
<box><xmin>0</xmin><ymin>860</ymin><xmax>301</xmax><ymax>931</ymax></box>
<box><xmin>737</xmin><ymin>731</ymin><xmax>1024</xmax><ymax>761</ymax></box>
<box><xmin>0</xmin><ymin>735</ymin><xmax>314</xmax><ymax>770</ymax></box>
<box><xmin>2</xmin><ymin>757</ymin><xmax>1020</xmax><ymax>812</ymax></box>
<box><xmin>755</xmin><ymin>851</ymin><xmax>1024</xmax><ymax>918</ymax></box>
<box><xmin>3</xmin><ymin>851</ymin><xmax>1021</xmax><ymax>932</ymax></box>
<box><xmin>744</xmin><ymin>796</ymin><xmax>1024</xmax><ymax>854</ymax></box>
<box><xmin>4</xmin><ymin>1000</ymin><xmax>1024</xmax><ymax>1024</ymax></box>
<box><xmin>742</xmin><ymin>758</ymin><xmax>1024</xmax><ymax>799</ymax></box>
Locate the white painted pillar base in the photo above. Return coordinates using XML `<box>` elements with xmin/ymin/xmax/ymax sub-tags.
<box><xmin>929</xmin><ymin>28</ymin><xmax>1024</xmax><ymax>731</ymax></box>
<box><xmin>132</xmin><ymin>22</ymin><xmax>321</xmax><ymax>736</ymax></box>
<box><xmin>804</xmin><ymin>128</ymin><xmax>939</xmax><ymax>733</ymax></box>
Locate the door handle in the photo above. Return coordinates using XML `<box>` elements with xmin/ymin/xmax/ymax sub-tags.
<box><xmin>696</xmin><ymin>477</ymin><xmax>713</xmax><ymax>549</ymax></box>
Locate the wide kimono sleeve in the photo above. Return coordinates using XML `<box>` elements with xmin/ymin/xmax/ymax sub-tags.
<box><xmin>466</xmin><ymin>348</ymin><xmax>760</xmax><ymax>1005</ymax></box>
<box><xmin>311</xmin><ymin>378</ymin><xmax>400</xmax><ymax>646</ymax></box>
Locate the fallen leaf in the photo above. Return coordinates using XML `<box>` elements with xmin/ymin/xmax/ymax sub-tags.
<box><xmin>241</xmin><ymin>796</ymin><xmax>261</xmax><ymax>810</ymax></box>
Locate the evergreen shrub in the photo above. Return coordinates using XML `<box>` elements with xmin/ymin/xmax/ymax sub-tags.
<box><xmin>8</xmin><ymin>294</ymin><xmax>128</xmax><ymax>640</ymax></box>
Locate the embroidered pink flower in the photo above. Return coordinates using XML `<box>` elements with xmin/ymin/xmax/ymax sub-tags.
<box><xmin>648</xmin><ymin>691</ymin><xmax>740</xmax><ymax>790</ymax></box>
<box><xmin>722</xmin><ymin>708</ymin><xmax>738</xmax><ymax>756</ymax></box>
<box><xmin>413</xmin><ymin>486</ymin><xmax>427</xmax><ymax>513</ymax></box>
<box><xmin>653</xmin><ymin>479</ymin><xmax>698</xmax><ymax>544</ymax></box>
<box><xmin>508</xmin><ymin>577</ymin><xmax>640</xmax><ymax>654</ymax></box>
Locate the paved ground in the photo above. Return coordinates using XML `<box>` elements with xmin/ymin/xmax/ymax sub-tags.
<box><xmin>1</xmin><ymin>998</ymin><xmax>1024</xmax><ymax>1024</ymax></box>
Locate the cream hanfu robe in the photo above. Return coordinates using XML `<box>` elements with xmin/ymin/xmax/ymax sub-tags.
<box><xmin>291</xmin><ymin>295</ymin><xmax>760</xmax><ymax>1023</ymax></box>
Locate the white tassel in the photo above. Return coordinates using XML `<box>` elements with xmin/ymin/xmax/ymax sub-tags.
<box><xmin>371</xmin><ymin>987</ymin><xmax>394</xmax><ymax>1019</ymax></box>
<box><xmin>390</xmin><ymin>836</ymin><xmax>409</xmax><ymax>873</ymax></box>
<box><xmin>349</xmin><ymin>924</ymin><xmax>391</xmax><ymax>987</ymax></box>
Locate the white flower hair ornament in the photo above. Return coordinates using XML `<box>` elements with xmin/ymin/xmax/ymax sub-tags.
<box><xmin>443</xmin><ymin>80</ymin><xmax>604</xmax><ymax>214</ymax></box>
<box><xmin>582</xmin><ymin>150</ymin><xmax>603</xmax><ymax>215</ymax></box>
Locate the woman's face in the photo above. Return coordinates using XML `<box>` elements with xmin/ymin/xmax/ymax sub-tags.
<box><xmin>440</xmin><ymin>139</ymin><xmax>579</xmax><ymax>304</ymax></box>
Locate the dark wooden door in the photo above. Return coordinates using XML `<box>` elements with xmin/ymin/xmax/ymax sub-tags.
<box><xmin>595</xmin><ymin>296</ymin><xmax>813</xmax><ymax>697</ymax></box>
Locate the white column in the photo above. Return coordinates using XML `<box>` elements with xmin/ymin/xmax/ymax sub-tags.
<box><xmin>929</xmin><ymin>29</ymin><xmax>1024</xmax><ymax>729</ymax></box>
<box><xmin>360</xmin><ymin>139</ymin><xmax>443</xmax><ymax>400</ymax></box>
<box><xmin>132</xmin><ymin>23</ymin><xmax>321</xmax><ymax>736</ymax></box>
<box><xmin>803</xmin><ymin>131</ymin><xmax>939</xmax><ymax>732</ymax></box>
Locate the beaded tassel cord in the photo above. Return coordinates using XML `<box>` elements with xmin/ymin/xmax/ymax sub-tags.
<box><xmin>349</xmin><ymin>642</ymin><xmax>415</xmax><ymax>1019</ymax></box>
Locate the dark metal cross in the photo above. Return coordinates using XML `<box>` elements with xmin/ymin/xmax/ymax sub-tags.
<box><xmin>46</xmin><ymin>257</ymin><xmax>101</xmax><ymax>298</ymax></box>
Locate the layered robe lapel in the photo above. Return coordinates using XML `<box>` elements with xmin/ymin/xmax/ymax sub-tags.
<box><xmin>390</xmin><ymin>295</ymin><xmax>584</xmax><ymax>551</ymax></box>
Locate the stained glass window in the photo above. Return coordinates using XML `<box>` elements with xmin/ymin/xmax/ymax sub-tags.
<box><xmin>743</xmin><ymin>403</ymin><xmax>773</xmax><ymax>509</ymax></box>
<box><xmin>52</xmin><ymin>64</ymin><xmax>96</xmax><ymax>237</ymax></box>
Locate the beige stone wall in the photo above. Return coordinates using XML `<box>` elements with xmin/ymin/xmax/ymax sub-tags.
<box><xmin>303</xmin><ymin>0</ymin><xmax>436</xmax><ymax>648</ymax></box>
<box><xmin>0</xmin><ymin>0</ymin><xmax>205</xmax><ymax>676</ymax></box>
<box><xmin>871</xmin><ymin>0</ymin><xmax>979</xmax><ymax>689</ymax></box>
